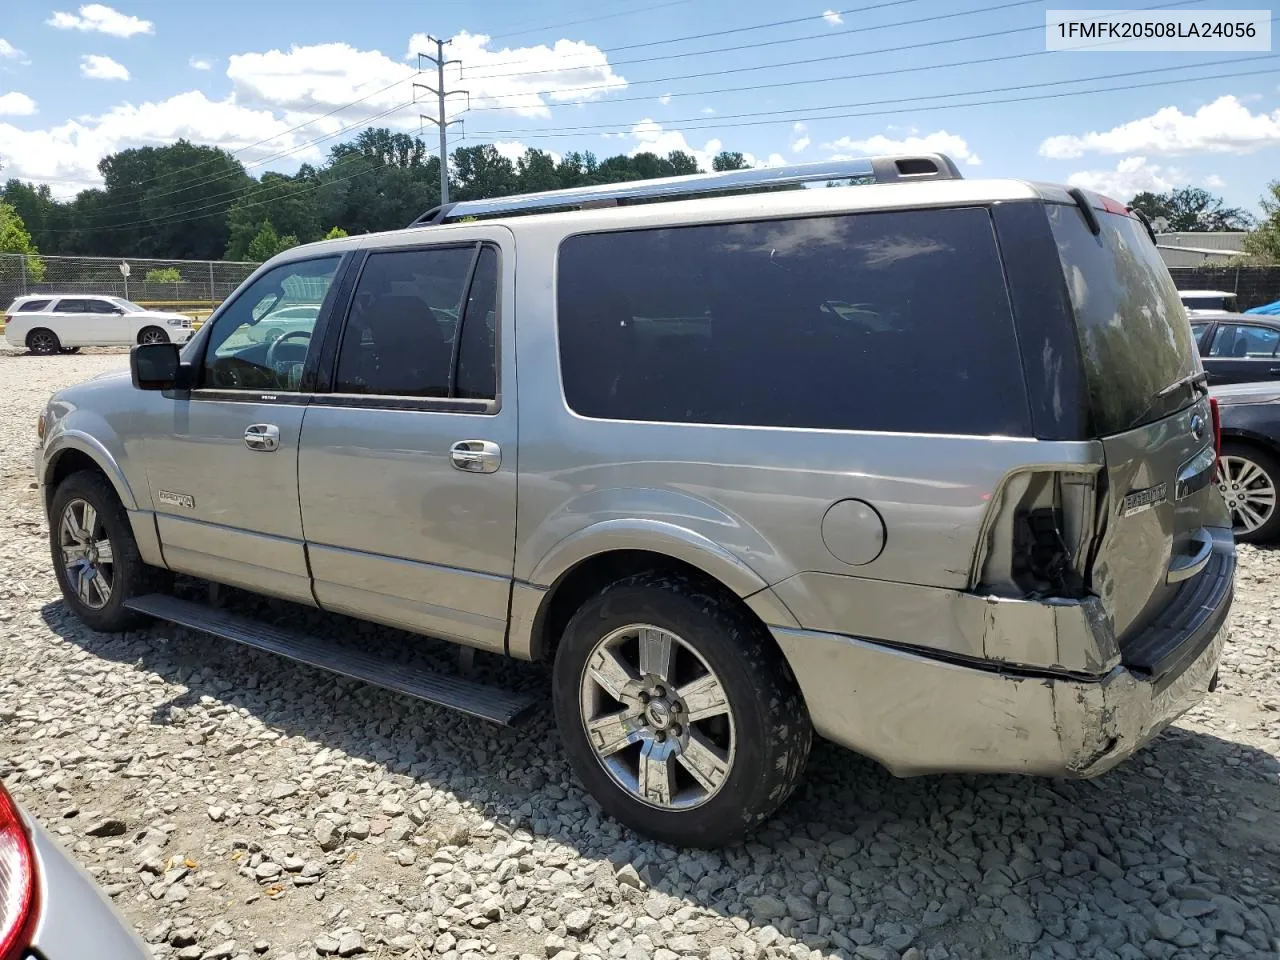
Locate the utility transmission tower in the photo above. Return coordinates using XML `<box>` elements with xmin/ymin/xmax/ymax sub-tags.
<box><xmin>415</xmin><ymin>37</ymin><xmax>468</xmax><ymax>206</ymax></box>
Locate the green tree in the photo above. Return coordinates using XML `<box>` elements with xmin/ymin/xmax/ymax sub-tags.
<box><xmin>246</xmin><ymin>220</ymin><xmax>298</xmax><ymax>262</ymax></box>
<box><xmin>712</xmin><ymin>151</ymin><xmax>749</xmax><ymax>171</ymax></box>
<box><xmin>225</xmin><ymin>171</ymin><xmax>322</xmax><ymax>260</ymax></box>
<box><xmin>1240</xmin><ymin>181</ymin><xmax>1280</xmax><ymax>263</ymax></box>
<box><xmin>323</xmin><ymin>225</ymin><xmax>348</xmax><ymax>240</ymax></box>
<box><xmin>144</xmin><ymin>266</ymin><xmax>182</xmax><ymax>283</ymax></box>
<box><xmin>0</xmin><ymin>199</ymin><xmax>46</xmax><ymax>280</ymax></box>
<box><xmin>1129</xmin><ymin>187</ymin><xmax>1254</xmax><ymax>232</ymax></box>
<box><xmin>450</xmin><ymin>145</ymin><xmax>518</xmax><ymax>201</ymax></box>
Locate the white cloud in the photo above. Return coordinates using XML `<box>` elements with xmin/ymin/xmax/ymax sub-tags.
<box><xmin>491</xmin><ymin>140</ymin><xmax>561</xmax><ymax>165</ymax></box>
<box><xmin>1041</xmin><ymin>95</ymin><xmax>1280</xmax><ymax>159</ymax></box>
<box><xmin>791</xmin><ymin>122</ymin><xmax>810</xmax><ymax>153</ymax></box>
<box><xmin>627</xmin><ymin>118</ymin><xmax>780</xmax><ymax>171</ymax></box>
<box><xmin>658</xmin><ymin>93</ymin><xmax>672</xmax><ymax>105</ymax></box>
<box><xmin>188</xmin><ymin>56</ymin><xmax>213</xmax><ymax>71</ymax></box>
<box><xmin>0</xmin><ymin>39</ymin><xmax>27</xmax><ymax>62</ymax></box>
<box><xmin>0</xmin><ymin>91</ymin><xmax>315</xmax><ymax>197</ymax></box>
<box><xmin>824</xmin><ymin>130</ymin><xmax>980</xmax><ymax>166</ymax></box>
<box><xmin>823</xmin><ymin>9</ymin><xmax>844</xmax><ymax>25</ymax></box>
<box><xmin>1065</xmin><ymin>156</ymin><xmax>1189</xmax><ymax>198</ymax></box>
<box><xmin>0</xmin><ymin>92</ymin><xmax>36</xmax><ymax>116</ymax></box>
<box><xmin>701</xmin><ymin>106</ymin><xmax>715</xmax><ymax>115</ymax></box>
<box><xmin>1205</xmin><ymin>174</ymin><xmax>1225</xmax><ymax>188</ymax></box>
<box><xmin>48</xmin><ymin>4</ymin><xmax>154</xmax><ymax>38</ymax></box>
<box><xmin>80</xmin><ymin>54</ymin><xmax>129</xmax><ymax>81</ymax></box>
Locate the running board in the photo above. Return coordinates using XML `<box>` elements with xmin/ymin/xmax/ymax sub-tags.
<box><xmin>124</xmin><ymin>594</ymin><xmax>538</xmax><ymax>725</ymax></box>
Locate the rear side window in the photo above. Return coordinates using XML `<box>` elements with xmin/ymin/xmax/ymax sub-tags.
<box><xmin>334</xmin><ymin>244</ymin><xmax>498</xmax><ymax>400</ymax></box>
<box><xmin>1047</xmin><ymin>204</ymin><xmax>1198</xmax><ymax>436</ymax></box>
<box><xmin>53</xmin><ymin>299</ymin><xmax>86</xmax><ymax>313</ymax></box>
<box><xmin>557</xmin><ymin>207</ymin><xmax>1030</xmax><ymax>435</ymax></box>
<box><xmin>17</xmin><ymin>299</ymin><xmax>51</xmax><ymax>312</ymax></box>
<box><xmin>1209</xmin><ymin>323</ymin><xmax>1279</xmax><ymax>358</ymax></box>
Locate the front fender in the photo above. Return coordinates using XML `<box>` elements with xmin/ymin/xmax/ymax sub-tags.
<box><xmin>42</xmin><ymin>428</ymin><xmax>138</xmax><ymax>511</ymax></box>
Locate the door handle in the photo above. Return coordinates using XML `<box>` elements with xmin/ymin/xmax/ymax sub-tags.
<box><xmin>244</xmin><ymin>423</ymin><xmax>280</xmax><ymax>452</ymax></box>
<box><xmin>450</xmin><ymin>440</ymin><xmax>501</xmax><ymax>474</ymax></box>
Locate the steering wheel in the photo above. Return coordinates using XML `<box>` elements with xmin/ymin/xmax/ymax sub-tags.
<box><xmin>265</xmin><ymin>329</ymin><xmax>312</xmax><ymax>370</ymax></box>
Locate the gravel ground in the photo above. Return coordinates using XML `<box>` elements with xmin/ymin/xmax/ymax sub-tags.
<box><xmin>2</xmin><ymin>346</ymin><xmax>1280</xmax><ymax>960</ymax></box>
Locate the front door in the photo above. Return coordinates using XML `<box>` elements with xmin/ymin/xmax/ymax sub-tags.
<box><xmin>1201</xmin><ymin>321</ymin><xmax>1280</xmax><ymax>385</ymax></box>
<box><xmin>298</xmin><ymin>232</ymin><xmax>518</xmax><ymax>652</ymax></box>
<box><xmin>145</xmin><ymin>254</ymin><xmax>345</xmax><ymax>603</ymax></box>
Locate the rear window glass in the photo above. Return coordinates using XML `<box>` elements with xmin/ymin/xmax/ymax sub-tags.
<box><xmin>1047</xmin><ymin>204</ymin><xmax>1198</xmax><ymax>436</ymax></box>
<box><xmin>557</xmin><ymin>207</ymin><xmax>1030</xmax><ymax>435</ymax></box>
<box><xmin>1181</xmin><ymin>294</ymin><xmax>1237</xmax><ymax>312</ymax></box>
<box><xmin>17</xmin><ymin>299</ymin><xmax>51</xmax><ymax>312</ymax></box>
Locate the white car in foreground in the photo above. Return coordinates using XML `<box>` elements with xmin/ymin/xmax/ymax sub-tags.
<box><xmin>3</xmin><ymin>295</ymin><xmax>194</xmax><ymax>354</ymax></box>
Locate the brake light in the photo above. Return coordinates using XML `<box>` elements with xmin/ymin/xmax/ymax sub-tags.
<box><xmin>0</xmin><ymin>786</ymin><xmax>37</xmax><ymax>960</ymax></box>
<box><xmin>1209</xmin><ymin>396</ymin><xmax>1222</xmax><ymax>460</ymax></box>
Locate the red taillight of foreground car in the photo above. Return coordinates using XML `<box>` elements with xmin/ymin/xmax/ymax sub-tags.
<box><xmin>1210</xmin><ymin>396</ymin><xmax>1222</xmax><ymax>461</ymax></box>
<box><xmin>0</xmin><ymin>787</ymin><xmax>37</xmax><ymax>960</ymax></box>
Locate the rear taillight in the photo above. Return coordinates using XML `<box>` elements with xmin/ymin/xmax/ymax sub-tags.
<box><xmin>1210</xmin><ymin>396</ymin><xmax>1222</xmax><ymax>460</ymax></box>
<box><xmin>0</xmin><ymin>786</ymin><xmax>37</xmax><ymax>960</ymax></box>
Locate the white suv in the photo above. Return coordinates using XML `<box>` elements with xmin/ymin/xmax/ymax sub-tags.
<box><xmin>3</xmin><ymin>295</ymin><xmax>194</xmax><ymax>354</ymax></box>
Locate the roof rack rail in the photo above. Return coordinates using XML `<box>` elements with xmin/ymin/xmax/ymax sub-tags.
<box><xmin>408</xmin><ymin>153</ymin><xmax>961</xmax><ymax>227</ymax></box>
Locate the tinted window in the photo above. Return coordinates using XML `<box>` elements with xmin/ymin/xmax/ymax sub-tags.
<box><xmin>85</xmin><ymin>299</ymin><xmax>118</xmax><ymax>314</ymax></box>
<box><xmin>1182</xmin><ymin>294</ymin><xmax>1237</xmax><ymax>312</ymax></box>
<box><xmin>53</xmin><ymin>300</ymin><xmax>86</xmax><ymax>313</ymax></box>
<box><xmin>1210</xmin><ymin>323</ymin><xmax>1280</xmax><ymax>358</ymax></box>
<box><xmin>17</xmin><ymin>299</ymin><xmax>51</xmax><ymax>312</ymax></box>
<box><xmin>1047</xmin><ymin>204</ymin><xmax>1197</xmax><ymax>436</ymax></box>
<box><xmin>455</xmin><ymin>246</ymin><xmax>499</xmax><ymax>400</ymax></box>
<box><xmin>557</xmin><ymin>208</ymin><xmax>1029</xmax><ymax>434</ymax></box>
<box><xmin>335</xmin><ymin>245</ymin><xmax>496</xmax><ymax>399</ymax></box>
<box><xmin>1189</xmin><ymin>322</ymin><xmax>1209</xmax><ymax>342</ymax></box>
<box><xmin>202</xmin><ymin>257</ymin><xmax>340</xmax><ymax>391</ymax></box>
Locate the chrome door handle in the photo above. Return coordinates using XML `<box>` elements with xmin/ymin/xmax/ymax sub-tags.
<box><xmin>244</xmin><ymin>423</ymin><xmax>280</xmax><ymax>452</ymax></box>
<box><xmin>450</xmin><ymin>440</ymin><xmax>501</xmax><ymax>474</ymax></box>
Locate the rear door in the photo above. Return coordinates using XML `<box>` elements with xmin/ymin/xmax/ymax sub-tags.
<box><xmin>1046</xmin><ymin>200</ymin><xmax>1230</xmax><ymax>655</ymax></box>
<box><xmin>1200</xmin><ymin>321</ymin><xmax>1280</xmax><ymax>385</ymax></box>
<box><xmin>50</xmin><ymin>298</ymin><xmax>91</xmax><ymax>345</ymax></box>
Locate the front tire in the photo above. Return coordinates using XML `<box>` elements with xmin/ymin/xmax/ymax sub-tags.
<box><xmin>1218</xmin><ymin>441</ymin><xmax>1280</xmax><ymax>543</ymax></box>
<box><xmin>138</xmin><ymin>326</ymin><xmax>168</xmax><ymax>345</ymax></box>
<box><xmin>49</xmin><ymin>472</ymin><xmax>163</xmax><ymax>632</ymax></box>
<box><xmin>27</xmin><ymin>328</ymin><xmax>61</xmax><ymax>355</ymax></box>
<box><xmin>553</xmin><ymin>573</ymin><xmax>811</xmax><ymax>848</ymax></box>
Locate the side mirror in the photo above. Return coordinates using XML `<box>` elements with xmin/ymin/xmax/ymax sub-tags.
<box><xmin>131</xmin><ymin>342</ymin><xmax>185</xmax><ymax>390</ymax></box>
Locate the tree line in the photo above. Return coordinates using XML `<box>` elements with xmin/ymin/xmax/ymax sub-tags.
<box><xmin>0</xmin><ymin>128</ymin><xmax>750</xmax><ymax>263</ymax></box>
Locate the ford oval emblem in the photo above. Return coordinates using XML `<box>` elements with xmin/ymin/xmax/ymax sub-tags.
<box><xmin>1190</xmin><ymin>414</ymin><xmax>1205</xmax><ymax>441</ymax></box>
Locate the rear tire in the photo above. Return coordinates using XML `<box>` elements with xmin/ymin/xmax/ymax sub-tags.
<box><xmin>49</xmin><ymin>471</ymin><xmax>166</xmax><ymax>632</ymax></box>
<box><xmin>1218</xmin><ymin>441</ymin><xmax>1280</xmax><ymax>543</ymax></box>
<box><xmin>27</xmin><ymin>328</ymin><xmax>60</xmax><ymax>355</ymax></box>
<box><xmin>59</xmin><ymin>346</ymin><xmax>81</xmax><ymax>354</ymax></box>
<box><xmin>138</xmin><ymin>326</ymin><xmax>168</xmax><ymax>345</ymax></box>
<box><xmin>552</xmin><ymin>572</ymin><xmax>811</xmax><ymax>848</ymax></box>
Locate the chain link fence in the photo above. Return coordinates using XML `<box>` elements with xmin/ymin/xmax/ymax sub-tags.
<box><xmin>1</xmin><ymin>253</ymin><xmax>260</xmax><ymax>315</ymax></box>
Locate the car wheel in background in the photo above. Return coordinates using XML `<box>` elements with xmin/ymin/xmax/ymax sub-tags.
<box><xmin>26</xmin><ymin>328</ymin><xmax>61</xmax><ymax>355</ymax></box>
<box><xmin>1217</xmin><ymin>441</ymin><xmax>1280</xmax><ymax>543</ymax></box>
<box><xmin>138</xmin><ymin>326</ymin><xmax>169</xmax><ymax>345</ymax></box>
<box><xmin>59</xmin><ymin>346</ymin><xmax>81</xmax><ymax>354</ymax></box>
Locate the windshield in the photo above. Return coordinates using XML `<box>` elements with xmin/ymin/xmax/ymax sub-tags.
<box><xmin>1181</xmin><ymin>295</ymin><xmax>1236</xmax><ymax>312</ymax></box>
<box><xmin>1048</xmin><ymin>202</ymin><xmax>1199</xmax><ymax>436</ymax></box>
<box><xmin>111</xmin><ymin>298</ymin><xmax>145</xmax><ymax>312</ymax></box>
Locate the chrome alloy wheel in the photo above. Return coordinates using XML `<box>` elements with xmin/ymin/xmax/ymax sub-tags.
<box><xmin>579</xmin><ymin>624</ymin><xmax>735</xmax><ymax>810</ymax></box>
<box><xmin>139</xmin><ymin>328</ymin><xmax>167</xmax><ymax>345</ymax></box>
<box><xmin>59</xmin><ymin>498</ymin><xmax>114</xmax><ymax>609</ymax></box>
<box><xmin>1217</xmin><ymin>454</ymin><xmax>1277</xmax><ymax>535</ymax></box>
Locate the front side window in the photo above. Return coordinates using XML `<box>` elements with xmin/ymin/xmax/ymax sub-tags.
<box><xmin>201</xmin><ymin>256</ymin><xmax>340</xmax><ymax>391</ymax></box>
<box><xmin>85</xmin><ymin>299</ymin><xmax>119</xmax><ymax>314</ymax></box>
<box><xmin>1209</xmin><ymin>323</ymin><xmax>1280</xmax><ymax>358</ymax></box>
<box><xmin>334</xmin><ymin>244</ymin><xmax>498</xmax><ymax>400</ymax></box>
<box><xmin>557</xmin><ymin>208</ymin><xmax>1029</xmax><ymax>434</ymax></box>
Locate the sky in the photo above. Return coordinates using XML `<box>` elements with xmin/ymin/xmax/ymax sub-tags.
<box><xmin>1</xmin><ymin>0</ymin><xmax>1279</xmax><ymax>213</ymax></box>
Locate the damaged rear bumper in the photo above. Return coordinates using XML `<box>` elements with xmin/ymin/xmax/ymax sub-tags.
<box><xmin>772</xmin><ymin>545</ymin><xmax>1233</xmax><ymax>779</ymax></box>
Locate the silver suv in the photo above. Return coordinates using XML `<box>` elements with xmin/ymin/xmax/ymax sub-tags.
<box><xmin>35</xmin><ymin>156</ymin><xmax>1234</xmax><ymax>847</ymax></box>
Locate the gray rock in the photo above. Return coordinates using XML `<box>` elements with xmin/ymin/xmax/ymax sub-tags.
<box><xmin>786</xmin><ymin>895</ymin><xmax>816</xmax><ymax>921</ymax></box>
<box><xmin>564</xmin><ymin>909</ymin><xmax>592</xmax><ymax>935</ymax></box>
<box><xmin>1152</xmin><ymin>914</ymin><xmax>1183</xmax><ymax>942</ymax></box>
<box><xmin>314</xmin><ymin>821</ymin><xmax>340</xmax><ymax>851</ymax></box>
<box><xmin>1003</xmin><ymin>917</ymin><xmax>1043</xmax><ymax>945</ymax></box>
<box><xmin>1178</xmin><ymin>900</ymin><xmax>1216</xmax><ymax>918</ymax></box>
<box><xmin>85</xmin><ymin>817</ymin><xmax>126</xmax><ymax>837</ymax></box>
<box><xmin>615</xmin><ymin>864</ymin><xmax>642</xmax><ymax>889</ymax></box>
<box><xmin>205</xmin><ymin>943</ymin><xmax>236</xmax><ymax>960</ymax></box>
<box><xmin>746</xmin><ymin>895</ymin><xmax>787</xmax><ymax>920</ymax></box>
<box><xmin>337</xmin><ymin>931</ymin><xmax>364</xmax><ymax>957</ymax></box>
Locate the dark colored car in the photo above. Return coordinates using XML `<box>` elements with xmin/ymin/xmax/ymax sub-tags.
<box><xmin>1212</xmin><ymin>380</ymin><xmax>1280</xmax><ymax>542</ymax></box>
<box><xmin>1192</xmin><ymin>313</ymin><xmax>1280</xmax><ymax>386</ymax></box>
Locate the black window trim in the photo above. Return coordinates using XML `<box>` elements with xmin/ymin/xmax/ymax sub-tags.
<box><xmin>53</xmin><ymin>299</ymin><xmax>87</xmax><ymax>314</ymax></box>
<box><xmin>317</xmin><ymin>239</ymin><xmax>503</xmax><ymax>415</ymax></box>
<box><xmin>184</xmin><ymin>251</ymin><xmax>351</xmax><ymax>405</ymax></box>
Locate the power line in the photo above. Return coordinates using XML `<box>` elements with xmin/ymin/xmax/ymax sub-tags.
<box><xmin>456</xmin><ymin>0</ymin><xmax>1213</xmax><ymax>105</ymax></box>
<box><xmin>468</xmin><ymin>64</ymin><xmax>1280</xmax><ymax>141</ymax></box>
<box><xmin>416</xmin><ymin>37</ymin><xmax>467</xmax><ymax>205</ymax></box>
<box><xmin>460</xmin><ymin>0</ymin><xmax>1043</xmax><ymax>82</ymax></box>
<box><xmin>470</xmin><ymin>54</ymin><xmax>1276</xmax><ymax>137</ymax></box>
<box><xmin>485</xmin><ymin>0</ymin><xmax>696</xmax><ymax>43</ymax></box>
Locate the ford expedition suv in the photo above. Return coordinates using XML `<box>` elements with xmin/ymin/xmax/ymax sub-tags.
<box><xmin>34</xmin><ymin>156</ymin><xmax>1234</xmax><ymax>847</ymax></box>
